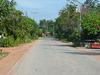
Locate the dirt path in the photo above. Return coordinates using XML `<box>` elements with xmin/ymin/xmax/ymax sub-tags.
<box><xmin>0</xmin><ymin>39</ymin><xmax>40</xmax><ymax>75</ymax></box>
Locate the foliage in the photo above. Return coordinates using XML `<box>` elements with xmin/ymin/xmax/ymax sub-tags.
<box><xmin>55</xmin><ymin>2</ymin><xmax>79</xmax><ymax>40</ymax></box>
<box><xmin>0</xmin><ymin>0</ymin><xmax>41</xmax><ymax>47</ymax></box>
<box><xmin>60</xmin><ymin>39</ymin><xmax>68</xmax><ymax>43</ymax></box>
<box><xmin>54</xmin><ymin>0</ymin><xmax>100</xmax><ymax>46</ymax></box>
<box><xmin>0</xmin><ymin>0</ymin><xmax>16</xmax><ymax>17</ymax></box>
<box><xmin>84</xmin><ymin>0</ymin><xmax>99</xmax><ymax>11</ymax></box>
<box><xmin>39</xmin><ymin>19</ymin><xmax>55</xmax><ymax>34</ymax></box>
<box><xmin>1</xmin><ymin>36</ymin><xmax>15</xmax><ymax>47</ymax></box>
<box><xmin>0</xmin><ymin>52</ymin><xmax>9</xmax><ymax>60</ymax></box>
<box><xmin>81</xmin><ymin>12</ymin><xmax>100</xmax><ymax>40</ymax></box>
<box><xmin>96</xmin><ymin>3</ymin><xmax>100</xmax><ymax>13</ymax></box>
<box><xmin>68</xmin><ymin>31</ymin><xmax>81</xmax><ymax>46</ymax></box>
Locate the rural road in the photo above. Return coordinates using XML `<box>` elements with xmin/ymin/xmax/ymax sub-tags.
<box><xmin>13</xmin><ymin>37</ymin><xmax>100</xmax><ymax>75</ymax></box>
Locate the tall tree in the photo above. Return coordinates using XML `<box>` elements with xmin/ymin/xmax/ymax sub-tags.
<box><xmin>84</xmin><ymin>0</ymin><xmax>99</xmax><ymax>11</ymax></box>
<box><xmin>96</xmin><ymin>3</ymin><xmax>100</xmax><ymax>13</ymax></box>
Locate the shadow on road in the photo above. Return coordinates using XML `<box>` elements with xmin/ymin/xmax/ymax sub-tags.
<box><xmin>41</xmin><ymin>44</ymin><xmax>73</xmax><ymax>47</ymax></box>
<box><xmin>55</xmin><ymin>45</ymin><xmax>73</xmax><ymax>47</ymax></box>
<box><xmin>50</xmin><ymin>45</ymin><xmax>73</xmax><ymax>47</ymax></box>
<box><xmin>62</xmin><ymin>52</ymin><xmax>100</xmax><ymax>55</ymax></box>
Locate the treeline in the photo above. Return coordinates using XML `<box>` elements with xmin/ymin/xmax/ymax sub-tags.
<box><xmin>39</xmin><ymin>19</ymin><xmax>55</xmax><ymax>35</ymax></box>
<box><xmin>54</xmin><ymin>0</ymin><xmax>100</xmax><ymax>46</ymax></box>
<box><xmin>39</xmin><ymin>0</ymin><xmax>100</xmax><ymax>46</ymax></box>
<box><xmin>0</xmin><ymin>0</ymin><xmax>41</xmax><ymax>47</ymax></box>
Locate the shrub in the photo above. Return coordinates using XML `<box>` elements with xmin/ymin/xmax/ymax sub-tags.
<box><xmin>81</xmin><ymin>12</ymin><xmax>100</xmax><ymax>40</ymax></box>
<box><xmin>15</xmin><ymin>37</ymin><xmax>21</xmax><ymax>45</ymax></box>
<box><xmin>60</xmin><ymin>39</ymin><xmax>68</xmax><ymax>43</ymax></box>
<box><xmin>0</xmin><ymin>39</ymin><xmax>2</xmax><ymax>47</ymax></box>
<box><xmin>32</xmin><ymin>33</ymin><xmax>39</xmax><ymax>40</ymax></box>
<box><xmin>1</xmin><ymin>36</ymin><xmax>16</xmax><ymax>47</ymax></box>
<box><xmin>68</xmin><ymin>31</ymin><xmax>81</xmax><ymax>46</ymax></box>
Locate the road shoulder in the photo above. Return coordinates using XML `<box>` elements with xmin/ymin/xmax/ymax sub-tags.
<box><xmin>57</xmin><ymin>40</ymin><xmax>100</xmax><ymax>61</ymax></box>
<box><xmin>0</xmin><ymin>39</ymin><xmax>40</xmax><ymax>75</ymax></box>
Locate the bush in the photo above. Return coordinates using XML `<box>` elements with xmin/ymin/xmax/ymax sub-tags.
<box><xmin>60</xmin><ymin>39</ymin><xmax>68</xmax><ymax>43</ymax></box>
<box><xmin>68</xmin><ymin>31</ymin><xmax>81</xmax><ymax>46</ymax></box>
<box><xmin>41</xmin><ymin>33</ymin><xmax>45</xmax><ymax>37</ymax></box>
<box><xmin>15</xmin><ymin>37</ymin><xmax>22</xmax><ymax>45</ymax></box>
<box><xmin>32</xmin><ymin>33</ymin><xmax>39</xmax><ymax>40</ymax></box>
<box><xmin>0</xmin><ymin>39</ymin><xmax>2</xmax><ymax>47</ymax></box>
<box><xmin>1</xmin><ymin>36</ymin><xmax>16</xmax><ymax>47</ymax></box>
<box><xmin>81</xmin><ymin>12</ymin><xmax>100</xmax><ymax>40</ymax></box>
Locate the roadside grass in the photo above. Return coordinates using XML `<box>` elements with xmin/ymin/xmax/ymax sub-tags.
<box><xmin>0</xmin><ymin>52</ymin><xmax>9</xmax><ymax>60</ymax></box>
<box><xmin>60</xmin><ymin>39</ymin><xmax>69</xmax><ymax>43</ymax></box>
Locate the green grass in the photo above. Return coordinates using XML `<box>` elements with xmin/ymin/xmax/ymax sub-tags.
<box><xmin>60</xmin><ymin>39</ymin><xmax>68</xmax><ymax>43</ymax></box>
<box><xmin>0</xmin><ymin>52</ymin><xmax>9</xmax><ymax>60</ymax></box>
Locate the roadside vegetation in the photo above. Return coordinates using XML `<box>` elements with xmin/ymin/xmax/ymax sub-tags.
<box><xmin>0</xmin><ymin>0</ymin><xmax>42</xmax><ymax>47</ymax></box>
<box><xmin>0</xmin><ymin>52</ymin><xmax>9</xmax><ymax>60</ymax></box>
<box><xmin>54</xmin><ymin>0</ymin><xmax>100</xmax><ymax>46</ymax></box>
<box><xmin>39</xmin><ymin>19</ymin><xmax>55</xmax><ymax>36</ymax></box>
<box><xmin>39</xmin><ymin>0</ymin><xmax>100</xmax><ymax>46</ymax></box>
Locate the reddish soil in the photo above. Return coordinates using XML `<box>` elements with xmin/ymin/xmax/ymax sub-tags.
<box><xmin>0</xmin><ymin>39</ymin><xmax>39</xmax><ymax>75</ymax></box>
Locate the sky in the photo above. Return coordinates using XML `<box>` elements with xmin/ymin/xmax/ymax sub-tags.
<box><xmin>13</xmin><ymin>0</ymin><xmax>100</xmax><ymax>23</ymax></box>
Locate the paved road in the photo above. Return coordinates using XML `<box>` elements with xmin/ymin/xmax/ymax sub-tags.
<box><xmin>13</xmin><ymin>37</ymin><xmax>100</xmax><ymax>75</ymax></box>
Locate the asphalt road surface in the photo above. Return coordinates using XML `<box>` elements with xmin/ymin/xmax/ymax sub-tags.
<box><xmin>13</xmin><ymin>37</ymin><xmax>100</xmax><ymax>75</ymax></box>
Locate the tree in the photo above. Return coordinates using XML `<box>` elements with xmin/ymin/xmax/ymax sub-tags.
<box><xmin>84</xmin><ymin>0</ymin><xmax>99</xmax><ymax>11</ymax></box>
<box><xmin>81</xmin><ymin>12</ymin><xmax>100</xmax><ymax>40</ymax></box>
<box><xmin>55</xmin><ymin>2</ymin><xmax>79</xmax><ymax>39</ymax></box>
<box><xmin>0</xmin><ymin>0</ymin><xmax>41</xmax><ymax>47</ymax></box>
<box><xmin>96</xmin><ymin>3</ymin><xmax>100</xmax><ymax>13</ymax></box>
<box><xmin>39</xmin><ymin>19</ymin><xmax>55</xmax><ymax>34</ymax></box>
<box><xmin>0</xmin><ymin>0</ymin><xmax>16</xmax><ymax>17</ymax></box>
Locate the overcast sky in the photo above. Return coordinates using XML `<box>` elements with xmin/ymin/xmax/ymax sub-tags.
<box><xmin>14</xmin><ymin>0</ymin><xmax>100</xmax><ymax>23</ymax></box>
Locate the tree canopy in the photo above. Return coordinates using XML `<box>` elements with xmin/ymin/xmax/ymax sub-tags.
<box><xmin>53</xmin><ymin>0</ymin><xmax>100</xmax><ymax>46</ymax></box>
<box><xmin>0</xmin><ymin>0</ymin><xmax>41</xmax><ymax>47</ymax></box>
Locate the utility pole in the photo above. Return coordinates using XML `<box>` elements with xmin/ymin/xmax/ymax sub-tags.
<box><xmin>34</xmin><ymin>12</ymin><xmax>37</xmax><ymax>21</ymax></box>
<box><xmin>76</xmin><ymin>0</ymin><xmax>84</xmax><ymax>46</ymax></box>
<box><xmin>31</xmin><ymin>12</ymin><xmax>38</xmax><ymax>21</ymax></box>
<box><xmin>79</xmin><ymin>6</ymin><xmax>82</xmax><ymax>32</ymax></box>
<box><xmin>69</xmin><ymin>0</ymin><xmax>83</xmax><ymax>32</ymax></box>
<box><xmin>75</xmin><ymin>0</ymin><xmax>83</xmax><ymax>32</ymax></box>
<box><xmin>26</xmin><ymin>11</ymin><xmax>27</xmax><ymax>17</ymax></box>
